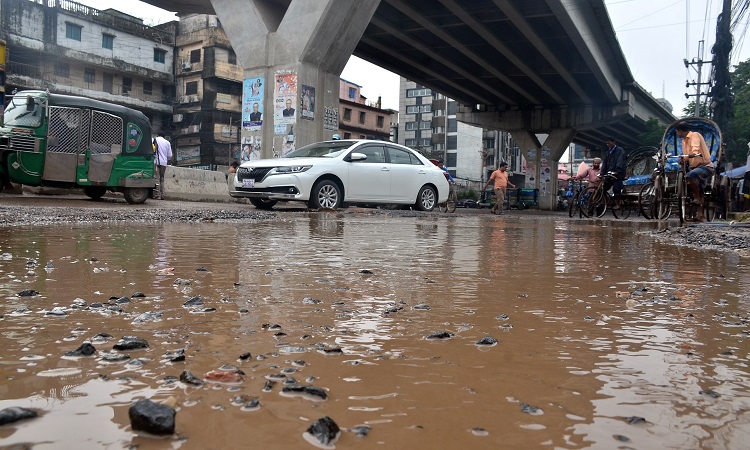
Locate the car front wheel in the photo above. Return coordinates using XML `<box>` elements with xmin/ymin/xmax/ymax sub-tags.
<box><xmin>415</xmin><ymin>185</ymin><xmax>437</xmax><ymax>212</ymax></box>
<box><xmin>309</xmin><ymin>180</ymin><xmax>341</xmax><ymax>209</ymax></box>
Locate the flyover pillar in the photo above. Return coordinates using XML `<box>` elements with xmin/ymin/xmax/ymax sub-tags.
<box><xmin>210</xmin><ymin>0</ymin><xmax>380</xmax><ymax>160</ymax></box>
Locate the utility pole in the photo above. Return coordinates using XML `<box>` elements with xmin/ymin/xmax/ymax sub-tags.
<box><xmin>684</xmin><ymin>40</ymin><xmax>711</xmax><ymax>117</ymax></box>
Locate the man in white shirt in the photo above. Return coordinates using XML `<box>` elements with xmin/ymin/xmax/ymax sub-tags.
<box><xmin>154</xmin><ymin>133</ymin><xmax>172</xmax><ymax>200</ymax></box>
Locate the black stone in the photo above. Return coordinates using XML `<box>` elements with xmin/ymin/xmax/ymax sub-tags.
<box><xmin>165</xmin><ymin>349</ymin><xmax>185</xmax><ymax>362</ymax></box>
<box><xmin>128</xmin><ymin>399</ymin><xmax>175</xmax><ymax>435</ymax></box>
<box><xmin>116</xmin><ymin>296</ymin><xmax>131</xmax><ymax>304</ymax></box>
<box><xmin>113</xmin><ymin>336</ymin><xmax>149</xmax><ymax>351</ymax></box>
<box><xmin>350</xmin><ymin>425</ymin><xmax>371</xmax><ymax>437</ymax></box>
<box><xmin>282</xmin><ymin>385</ymin><xmax>328</xmax><ymax>401</ymax></box>
<box><xmin>0</xmin><ymin>406</ymin><xmax>38</xmax><ymax>425</ymax></box>
<box><xmin>625</xmin><ymin>416</ymin><xmax>646</xmax><ymax>425</ymax></box>
<box><xmin>239</xmin><ymin>352</ymin><xmax>252</xmax><ymax>361</ymax></box>
<box><xmin>476</xmin><ymin>336</ymin><xmax>498</xmax><ymax>346</ymax></box>
<box><xmin>196</xmin><ymin>267</ymin><xmax>208</xmax><ymax>272</ymax></box>
<box><xmin>179</xmin><ymin>370</ymin><xmax>203</xmax><ymax>386</ymax></box>
<box><xmin>358</xmin><ymin>269</ymin><xmax>374</xmax><ymax>274</ymax></box>
<box><xmin>425</xmin><ymin>331</ymin><xmax>453</xmax><ymax>340</ymax></box>
<box><xmin>263</xmin><ymin>380</ymin><xmax>277</xmax><ymax>392</ymax></box>
<box><xmin>17</xmin><ymin>289</ymin><xmax>39</xmax><ymax>297</ymax></box>
<box><xmin>183</xmin><ymin>296</ymin><xmax>204</xmax><ymax>307</ymax></box>
<box><xmin>65</xmin><ymin>343</ymin><xmax>96</xmax><ymax>357</ymax></box>
<box><xmin>132</xmin><ymin>292</ymin><xmax>146</xmax><ymax>298</ymax></box>
<box><xmin>306</xmin><ymin>416</ymin><xmax>340</xmax><ymax>446</ymax></box>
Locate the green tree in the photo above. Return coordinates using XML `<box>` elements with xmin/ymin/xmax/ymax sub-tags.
<box><xmin>681</xmin><ymin>101</ymin><xmax>711</xmax><ymax>118</ymax></box>
<box><xmin>637</xmin><ymin>118</ymin><xmax>667</xmax><ymax>148</ymax></box>
<box><xmin>725</xmin><ymin>59</ymin><xmax>750</xmax><ymax>165</ymax></box>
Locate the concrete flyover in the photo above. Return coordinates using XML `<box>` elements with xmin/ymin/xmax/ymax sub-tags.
<box><xmin>143</xmin><ymin>0</ymin><xmax>675</xmax><ymax>209</ymax></box>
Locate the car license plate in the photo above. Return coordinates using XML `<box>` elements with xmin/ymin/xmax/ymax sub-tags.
<box><xmin>242</xmin><ymin>179</ymin><xmax>255</xmax><ymax>188</ymax></box>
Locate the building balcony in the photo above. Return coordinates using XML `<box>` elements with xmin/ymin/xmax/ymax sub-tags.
<box><xmin>432</xmin><ymin>116</ymin><xmax>446</xmax><ymax>128</ymax></box>
<box><xmin>431</xmin><ymin>133</ymin><xmax>446</xmax><ymax>145</ymax></box>
<box><xmin>208</xmin><ymin>61</ymin><xmax>243</xmax><ymax>83</ymax></box>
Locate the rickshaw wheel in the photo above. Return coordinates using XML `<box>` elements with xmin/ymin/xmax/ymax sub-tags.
<box><xmin>124</xmin><ymin>188</ymin><xmax>150</xmax><ymax>204</ymax></box>
<box><xmin>83</xmin><ymin>186</ymin><xmax>107</xmax><ymax>201</ymax></box>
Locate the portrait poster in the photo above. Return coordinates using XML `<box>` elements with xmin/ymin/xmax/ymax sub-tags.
<box><xmin>274</xmin><ymin>71</ymin><xmax>298</xmax><ymax>125</ymax></box>
<box><xmin>242</xmin><ymin>77</ymin><xmax>264</xmax><ymax>128</ymax></box>
<box><xmin>300</xmin><ymin>84</ymin><xmax>315</xmax><ymax>121</ymax></box>
<box><xmin>324</xmin><ymin>106</ymin><xmax>338</xmax><ymax>131</ymax></box>
<box><xmin>241</xmin><ymin>136</ymin><xmax>262</xmax><ymax>162</ymax></box>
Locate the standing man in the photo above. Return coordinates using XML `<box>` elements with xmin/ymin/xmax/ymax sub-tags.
<box><xmin>482</xmin><ymin>162</ymin><xmax>515</xmax><ymax>215</ymax></box>
<box><xmin>600</xmin><ymin>137</ymin><xmax>627</xmax><ymax>209</ymax></box>
<box><xmin>575</xmin><ymin>157</ymin><xmax>602</xmax><ymax>186</ymax></box>
<box><xmin>675</xmin><ymin>122</ymin><xmax>714</xmax><ymax>221</ymax></box>
<box><xmin>154</xmin><ymin>132</ymin><xmax>172</xmax><ymax>200</ymax></box>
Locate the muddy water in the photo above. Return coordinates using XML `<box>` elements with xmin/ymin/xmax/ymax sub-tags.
<box><xmin>1</xmin><ymin>214</ymin><xmax>749</xmax><ymax>449</ymax></box>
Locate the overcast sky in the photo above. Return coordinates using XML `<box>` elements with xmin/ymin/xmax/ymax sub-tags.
<box><xmin>80</xmin><ymin>0</ymin><xmax>749</xmax><ymax>115</ymax></box>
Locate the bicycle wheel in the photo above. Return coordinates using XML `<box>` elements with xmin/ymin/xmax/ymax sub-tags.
<box><xmin>438</xmin><ymin>201</ymin><xmax>447</xmax><ymax>213</ymax></box>
<box><xmin>580</xmin><ymin>187</ymin><xmax>605</xmax><ymax>218</ymax></box>
<box><xmin>654</xmin><ymin>175</ymin><xmax>672</xmax><ymax>220</ymax></box>
<box><xmin>612</xmin><ymin>195</ymin><xmax>632</xmax><ymax>219</ymax></box>
<box><xmin>446</xmin><ymin>190</ymin><xmax>457</xmax><ymax>213</ymax></box>
<box><xmin>638</xmin><ymin>182</ymin><xmax>655</xmax><ymax>220</ymax></box>
<box><xmin>677</xmin><ymin>172</ymin><xmax>689</xmax><ymax>224</ymax></box>
<box><xmin>594</xmin><ymin>190</ymin><xmax>608</xmax><ymax>218</ymax></box>
<box><xmin>568</xmin><ymin>191</ymin><xmax>580</xmax><ymax>218</ymax></box>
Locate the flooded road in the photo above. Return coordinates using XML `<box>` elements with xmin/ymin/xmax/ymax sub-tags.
<box><xmin>1</xmin><ymin>213</ymin><xmax>749</xmax><ymax>449</ymax></box>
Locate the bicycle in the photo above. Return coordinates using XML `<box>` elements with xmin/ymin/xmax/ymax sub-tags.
<box><xmin>580</xmin><ymin>172</ymin><xmax>629</xmax><ymax>219</ymax></box>
<box><xmin>567</xmin><ymin>179</ymin><xmax>589</xmax><ymax>218</ymax></box>
<box><xmin>676</xmin><ymin>156</ymin><xmax>715</xmax><ymax>224</ymax></box>
<box><xmin>438</xmin><ymin>183</ymin><xmax>457</xmax><ymax>213</ymax></box>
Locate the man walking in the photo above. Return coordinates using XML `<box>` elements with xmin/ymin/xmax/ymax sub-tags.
<box><xmin>154</xmin><ymin>133</ymin><xmax>172</xmax><ymax>200</ymax></box>
<box><xmin>483</xmin><ymin>162</ymin><xmax>515</xmax><ymax>215</ymax></box>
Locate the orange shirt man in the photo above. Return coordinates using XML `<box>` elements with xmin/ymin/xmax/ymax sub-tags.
<box><xmin>483</xmin><ymin>162</ymin><xmax>515</xmax><ymax>215</ymax></box>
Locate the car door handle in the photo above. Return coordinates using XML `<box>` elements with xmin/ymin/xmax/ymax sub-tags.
<box><xmin>381</xmin><ymin>167</ymin><xmax>390</xmax><ymax>172</ymax></box>
<box><xmin>418</xmin><ymin>170</ymin><xmax>426</xmax><ymax>174</ymax></box>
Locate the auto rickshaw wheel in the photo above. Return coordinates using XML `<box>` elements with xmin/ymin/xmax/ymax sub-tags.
<box><xmin>124</xmin><ymin>187</ymin><xmax>150</xmax><ymax>204</ymax></box>
<box><xmin>83</xmin><ymin>186</ymin><xmax>107</xmax><ymax>200</ymax></box>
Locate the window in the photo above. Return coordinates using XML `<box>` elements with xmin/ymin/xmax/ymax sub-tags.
<box><xmin>343</xmin><ymin>108</ymin><xmax>352</xmax><ymax>121</ymax></box>
<box><xmin>355</xmin><ymin>146</ymin><xmax>386</xmax><ymax>163</ymax></box>
<box><xmin>483</xmin><ymin>138</ymin><xmax>495</xmax><ymax>149</ymax></box>
<box><xmin>358</xmin><ymin>111</ymin><xmax>366</xmax><ymax>124</ymax></box>
<box><xmin>102</xmin><ymin>34</ymin><xmax>114</xmax><ymax>50</ymax></box>
<box><xmin>405</xmin><ymin>122</ymin><xmax>418</xmax><ymax>131</ymax></box>
<box><xmin>103</xmin><ymin>73</ymin><xmax>113</xmax><ymax>94</ymax></box>
<box><xmin>388</xmin><ymin>147</ymin><xmax>420</xmax><ymax>165</ymax></box>
<box><xmin>228</xmin><ymin>50</ymin><xmax>236</xmax><ymax>65</ymax></box>
<box><xmin>419</xmin><ymin>138</ymin><xmax>431</xmax><ymax>147</ymax></box>
<box><xmin>447</xmin><ymin>136</ymin><xmax>457</xmax><ymax>150</ymax></box>
<box><xmin>154</xmin><ymin>48</ymin><xmax>166</xmax><ymax>63</ymax></box>
<box><xmin>376</xmin><ymin>116</ymin><xmax>384</xmax><ymax>128</ymax></box>
<box><xmin>343</xmin><ymin>132</ymin><xmax>352</xmax><ymax>139</ymax></box>
<box><xmin>406</xmin><ymin>88</ymin><xmax>432</xmax><ymax>97</ymax></box>
<box><xmin>348</xmin><ymin>87</ymin><xmax>356</xmax><ymax>99</ymax></box>
<box><xmin>54</xmin><ymin>62</ymin><xmax>70</xmax><ymax>78</ymax></box>
<box><xmin>190</xmin><ymin>49</ymin><xmax>201</xmax><ymax>63</ymax></box>
<box><xmin>446</xmin><ymin>153</ymin><xmax>457</xmax><ymax>167</ymax></box>
<box><xmin>447</xmin><ymin>101</ymin><xmax>458</xmax><ymax>115</ymax></box>
<box><xmin>143</xmin><ymin>81</ymin><xmax>153</xmax><ymax>96</ymax></box>
<box><xmin>185</xmin><ymin>81</ymin><xmax>198</xmax><ymax>95</ymax></box>
<box><xmin>122</xmin><ymin>77</ymin><xmax>132</xmax><ymax>95</ymax></box>
<box><xmin>448</xmin><ymin>118</ymin><xmax>457</xmax><ymax>132</ymax></box>
<box><xmin>404</xmin><ymin>139</ymin><xmax>417</xmax><ymax>147</ymax></box>
<box><xmin>421</xmin><ymin>105</ymin><xmax>432</xmax><ymax>113</ymax></box>
<box><xmin>406</xmin><ymin>105</ymin><xmax>419</xmax><ymax>114</ymax></box>
<box><xmin>66</xmin><ymin>23</ymin><xmax>82</xmax><ymax>41</ymax></box>
<box><xmin>419</xmin><ymin>121</ymin><xmax>431</xmax><ymax>130</ymax></box>
<box><xmin>84</xmin><ymin>68</ymin><xmax>95</xmax><ymax>84</ymax></box>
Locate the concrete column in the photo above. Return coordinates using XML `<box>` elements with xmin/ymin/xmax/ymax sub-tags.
<box><xmin>512</xmin><ymin>128</ymin><xmax>574</xmax><ymax>210</ymax></box>
<box><xmin>210</xmin><ymin>0</ymin><xmax>380</xmax><ymax>159</ymax></box>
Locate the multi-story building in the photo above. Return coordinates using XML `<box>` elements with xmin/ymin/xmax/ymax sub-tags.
<box><xmin>1</xmin><ymin>0</ymin><xmax>176</xmax><ymax>134</ymax></box>
<box><xmin>399</xmin><ymin>77</ymin><xmax>524</xmax><ymax>189</ymax></box>
<box><xmin>172</xmin><ymin>14</ymin><xmax>243</xmax><ymax>168</ymax></box>
<box><xmin>338</xmin><ymin>78</ymin><xmax>395</xmax><ymax>141</ymax></box>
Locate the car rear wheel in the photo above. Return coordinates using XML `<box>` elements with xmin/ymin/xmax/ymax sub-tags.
<box><xmin>309</xmin><ymin>180</ymin><xmax>342</xmax><ymax>209</ymax></box>
<box><xmin>249</xmin><ymin>198</ymin><xmax>278</xmax><ymax>210</ymax></box>
<box><xmin>83</xmin><ymin>186</ymin><xmax>107</xmax><ymax>200</ymax></box>
<box><xmin>415</xmin><ymin>185</ymin><xmax>437</xmax><ymax>212</ymax></box>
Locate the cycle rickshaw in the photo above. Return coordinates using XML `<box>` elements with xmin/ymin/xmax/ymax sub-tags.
<box><xmin>638</xmin><ymin>117</ymin><xmax>729</xmax><ymax>223</ymax></box>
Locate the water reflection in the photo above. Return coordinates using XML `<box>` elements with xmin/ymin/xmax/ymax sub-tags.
<box><xmin>0</xmin><ymin>215</ymin><xmax>748</xmax><ymax>448</ymax></box>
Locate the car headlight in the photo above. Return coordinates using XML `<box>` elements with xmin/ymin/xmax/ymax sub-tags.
<box><xmin>273</xmin><ymin>165</ymin><xmax>312</xmax><ymax>174</ymax></box>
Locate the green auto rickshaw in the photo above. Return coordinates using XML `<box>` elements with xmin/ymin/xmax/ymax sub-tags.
<box><xmin>0</xmin><ymin>90</ymin><xmax>155</xmax><ymax>203</ymax></box>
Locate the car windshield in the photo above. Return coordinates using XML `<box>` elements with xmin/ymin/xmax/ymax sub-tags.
<box><xmin>285</xmin><ymin>141</ymin><xmax>352</xmax><ymax>158</ymax></box>
<box><xmin>4</xmin><ymin>96</ymin><xmax>44</xmax><ymax>128</ymax></box>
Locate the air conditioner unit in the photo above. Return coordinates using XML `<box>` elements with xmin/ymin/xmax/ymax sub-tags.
<box><xmin>178</xmin><ymin>96</ymin><xmax>187</xmax><ymax>104</ymax></box>
<box><xmin>189</xmin><ymin>95</ymin><xmax>199</xmax><ymax>102</ymax></box>
<box><xmin>188</xmin><ymin>125</ymin><xmax>200</xmax><ymax>133</ymax></box>
<box><xmin>181</xmin><ymin>61</ymin><xmax>192</xmax><ymax>70</ymax></box>
<box><xmin>173</xmin><ymin>114</ymin><xmax>183</xmax><ymax>123</ymax></box>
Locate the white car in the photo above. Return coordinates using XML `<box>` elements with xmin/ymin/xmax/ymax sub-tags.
<box><xmin>230</xmin><ymin>140</ymin><xmax>449</xmax><ymax>211</ymax></box>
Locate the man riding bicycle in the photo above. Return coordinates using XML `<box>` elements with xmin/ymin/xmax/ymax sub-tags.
<box><xmin>675</xmin><ymin>121</ymin><xmax>714</xmax><ymax>222</ymax></box>
<box><xmin>599</xmin><ymin>137</ymin><xmax>627</xmax><ymax>209</ymax></box>
<box><xmin>437</xmin><ymin>159</ymin><xmax>455</xmax><ymax>184</ymax></box>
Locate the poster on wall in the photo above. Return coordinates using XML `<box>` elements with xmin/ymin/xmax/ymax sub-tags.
<box><xmin>324</xmin><ymin>106</ymin><xmax>338</xmax><ymax>131</ymax></box>
<box><xmin>274</xmin><ymin>71</ymin><xmax>297</xmax><ymax>125</ymax></box>
<box><xmin>242</xmin><ymin>77</ymin><xmax>264</xmax><ymax>128</ymax></box>
<box><xmin>300</xmin><ymin>84</ymin><xmax>315</xmax><ymax>121</ymax></box>
<box><xmin>241</xmin><ymin>136</ymin><xmax>262</xmax><ymax>162</ymax></box>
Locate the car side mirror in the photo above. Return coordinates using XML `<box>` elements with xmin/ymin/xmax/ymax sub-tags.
<box><xmin>349</xmin><ymin>152</ymin><xmax>367</xmax><ymax>161</ymax></box>
<box><xmin>26</xmin><ymin>96</ymin><xmax>35</xmax><ymax>112</ymax></box>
